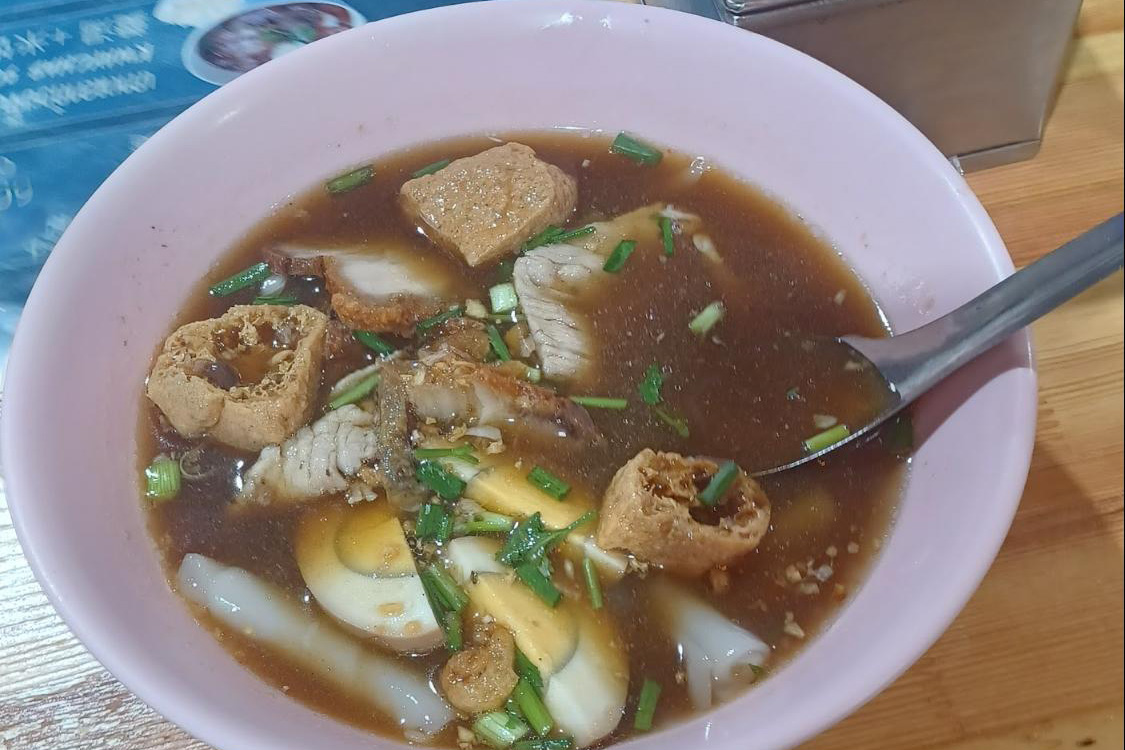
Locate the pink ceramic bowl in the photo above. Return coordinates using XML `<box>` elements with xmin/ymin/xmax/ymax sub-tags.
<box><xmin>2</xmin><ymin>2</ymin><xmax>1036</xmax><ymax>749</ymax></box>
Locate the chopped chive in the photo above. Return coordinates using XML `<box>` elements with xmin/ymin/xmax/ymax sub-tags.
<box><xmin>522</xmin><ymin>225</ymin><xmax>564</xmax><ymax>252</ymax></box>
<box><xmin>551</xmin><ymin>225</ymin><xmax>595</xmax><ymax>244</ymax></box>
<box><xmin>354</xmin><ymin>330</ymin><xmax>395</xmax><ymax>356</ymax></box>
<box><xmin>515</xmin><ymin>562</ymin><xmax>562</xmax><ymax>607</ymax></box>
<box><xmin>327</xmin><ymin>372</ymin><xmax>379</xmax><ymax>409</ymax></box>
<box><xmin>637</xmin><ymin>364</ymin><xmax>665</xmax><ymax>406</ymax></box>
<box><xmin>803</xmin><ymin>424</ymin><xmax>851</xmax><ymax>453</ymax></box>
<box><xmin>416</xmin><ymin>503</ymin><xmax>453</xmax><ymax>543</ymax></box>
<box><xmin>415</xmin><ymin>460</ymin><xmax>466</xmax><ymax>500</ymax></box>
<box><xmin>633</xmin><ymin>678</ymin><xmax>662</xmax><ymax>731</ymax></box>
<box><xmin>411</xmin><ymin>158</ymin><xmax>451</xmax><ymax>178</ymax></box>
<box><xmin>514</xmin><ymin>649</ymin><xmax>543</xmax><ymax>692</ymax></box>
<box><xmin>453</xmin><ymin>511</ymin><xmax>515</xmax><ymax>536</ymax></box>
<box><xmin>473</xmin><ymin>711</ymin><xmax>530</xmax><ymax>749</ymax></box>
<box><xmin>413</xmin><ymin>444</ymin><xmax>479</xmax><ymax>464</ymax></box>
<box><xmin>443</xmin><ymin>609</ymin><xmax>463</xmax><ymax>651</ymax></box>
<box><xmin>144</xmin><ymin>457</ymin><xmax>180</xmax><ymax>501</ymax></box>
<box><xmin>415</xmin><ymin>306</ymin><xmax>464</xmax><ymax>335</ymax></box>
<box><xmin>490</xmin><ymin>282</ymin><xmax>519</xmax><ymax>313</ymax></box>
<box><xmin>689</xmin><ymin>301</ymin><xmax>725</xmax><ymax>336</ymax></box>
<box><xmin>610</xmin><ymin>132</ymin><xmax>663</xmax><ymax>166</ymax></box>
<box><xmin>569</xmin><ymin>396</ymin><xmax>628</xmax><ymax>409</ymax></box>
<box><xmin>208</xmin><ymin>262</ymin><xmax>271</xmax><ymax>297</ymax></box>
<box><xmin>603</xmin><ymin>239</ymin><xmax>637</xmax><ymax>273</ymax></box>
<box><xmin>651</xmin><ymin>405</ymin><xmax>689</xmax><ymax>438</ymax></box>
<box><xmin>325</xmin><ymin>164</ymin><xmax>373</xmax><ymax>194</ymax></box>
<box><xmin>582</xmin><ymin>556</ymin><xmax>603</xmax><ymax>610</ymax></box>
<box><xmin>698</xmin><ymin>460</ymin><xmax>740</xmax><ymax>507</ymax></box>
<box><xmin>251</xmin><ymin>294</ymin><xmax>299</xmax><ymax>306</ymax></box>
<box><xmin>487</xmin><ymin>324</ymin><xmax>512</xmax><ymax>361</ymax></box>
<box><xmin>658</xmin><ymin>216</ymin><xmax>675</xmax><ymax>256</ymax></box>
<box><xmin>512</xmin><ymin>677</ymin><xmax>554</xmax><ymax>736</ymax></box>
<box><xmin>527</xmin><ymin>466</ymin><xmax>570</xmax><ymax>500</ymax></box>
<box><xmin>512</xmin><ymin>740</ymin><xmax>575</xmax><ymax>750</ymax></box>
<box><xmin>421</xmin><ymin>563</ymin><xmax>468</xmax><ymax>612</ymax></box>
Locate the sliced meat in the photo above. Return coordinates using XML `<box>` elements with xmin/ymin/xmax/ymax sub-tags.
<box><xmin>376</xmin><ymin>363</ymin><xmax>428</xmax><ymax>511</ymax></box>
<box><xmin>237</xmin><ymin>404</ymin><xmax>379</xmax><ymax>506</ymax></box>
<box><xmin>512</xmin><ymin>204</ymin><xmax>700</xmax><ymax>383</ymax></box>
<box><xmin>146</xmin><ymin>304</ymin><xmax>327</xmax><ymax>452</ymax></box>
<box><xmin>270</xmin><ymin>242</ymin><xmax>456</xmax><ymax>335</ymax></box>
<box><xmin>596</xmin><ymin>449</ymin><xmax>770</xmax><ymax>576</ymax></box>
<box><xmin>513</xmin><ymin>243</ymin><xmax>605</xmax><ymax>382</ymax></box>
<box><xmin>438</xmin><ymin>623</ymin><xmax>519</xmax><ymax>714</ymax></box>
<box><xmin>400</xmin><ymin>143</ymin><xmax>578</xmax><ymax>267</ymax></box>
<box><xmin>406</xmin><ymin>353</ymin><xmax>599</xmax><ymax>443</ymax></box>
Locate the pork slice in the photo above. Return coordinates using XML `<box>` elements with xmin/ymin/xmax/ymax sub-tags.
<box><xmin>406</xmin><ymin>354</ymin><xmax>599</xmax><ymax>443</ymax></box>
<box><xmin>237</xmin><ymin>404</ymin><xmax>379</xmax><ymax>506</ymax></box>
<box><xmin>271</xmin><ymin>242</ymin><xmax>455</xmax><ymax>335</ymax></box>
<box><xmin>512</xmin><ymin>243</ymin><xmax>605</xmax><ymax>382</ymax></box>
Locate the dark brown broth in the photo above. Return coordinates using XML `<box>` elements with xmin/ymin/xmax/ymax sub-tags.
<box><xmin>143</xmin><ymin>132</ymin><xmax>907</xmax><ymax>747</ymax></box>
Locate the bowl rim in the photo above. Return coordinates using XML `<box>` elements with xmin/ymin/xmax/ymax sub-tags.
<box><xmin>2</xmin><ymin>2</ymin><xmax>1037</xmax><ymax>749</ymax></box>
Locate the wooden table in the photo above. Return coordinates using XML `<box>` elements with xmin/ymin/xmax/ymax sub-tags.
<box><xmin>1</xmin><ymin>3</ymin><xmax>1121</xmax><ymax>748</ymax></box>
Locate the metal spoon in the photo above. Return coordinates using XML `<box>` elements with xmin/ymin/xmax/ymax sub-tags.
<box><xmin>754</xmin><ymin>213</ymin><xmax>1124</xmax><ymax>477</ymax></box>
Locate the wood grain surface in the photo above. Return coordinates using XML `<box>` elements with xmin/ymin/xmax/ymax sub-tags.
<box><xmin>1</xmin><ymin>2</ymin><xmax>1122</xmax><ymax>749</ymax></box>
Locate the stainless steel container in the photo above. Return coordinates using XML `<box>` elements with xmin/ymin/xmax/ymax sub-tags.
<box><xmin>646</xmin><ymin>0</ymin><xmax>1082</xmax><ymax>171</ymax></box>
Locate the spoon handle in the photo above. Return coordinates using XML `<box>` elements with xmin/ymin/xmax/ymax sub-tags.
<box><xmin>844</xmin><ymin>213</ymin><xmax>1124</xmax><ymax>409</ymax></box>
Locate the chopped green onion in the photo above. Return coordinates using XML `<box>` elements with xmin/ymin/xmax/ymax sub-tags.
<box><xmin>651</xmin><ymin>406</ymin><xmax>690</xmax><ymax>438</ymax></box>
<box><xmin>144</xmin><ymin>457</ymin><xmax>180</xmax><ymax>501</ymax></box>
<box><xmin>354</xmin><ymin>330</ymin><xmax>395</xmax><ymax>356</ymax></box>
<box><xmin>421</xmin><ymin>563</ymin><xmax>468</xmax><ymax>612</ymax></box>
<box><xmin>522</xmin><ymin>225</ymin><xmax>564</xmax><ymax>252</ymax></box>
<box><xmin>411</xmin><ymin>158</ymin><xmax>451</xmax><ymax>178</ymax></box>
<box><xmin>527</xmin><ymin>466</ymin><xmax>570</xmax><ymax>500</ymax></box>
<box><xmin>602</xmin><ymin>239</ymin><xmax>637</xmax><ymax>273</ymax></box>
<box><xmin>415</xmin><ymin>306</ymin><xmax>464</xmax><ymax>335</ymax></box>
<box><xmin>698</xmin><ymin>460</ymin><xmax>740</xmax><ymax>507</ymax></box>
<box><xmin>327</xmin><ymin>373</ymin><xmax>379</xmax><ymax>410</ymax></box>
<box><xmin>208</xmin><ymin>262</ymin><xmax>271</xmax><ymax>297</ymax></box>
<box><xmin>415</xmin><ymin>460</ymin><xmax>466</xmax><ymax>500</ymax></box>
<box><xmin>569</xmin><ymin>396</ymin><xmax>628</xmax><ymax>409</ymax></box>
<box><xmin>473</xmin><ymin>711</ymin><xmax>530</xmax><ymax>749</ymax></box>
<box><xmin>413</xmin><ymin>444</ymin><xmax>479</xmax><ymax>464</ymax></box>
<box><xmin>512</xmin><ymin>677</ymin><xmax>554</xmax><ymax>736</ymax></box>
<box><xmin>637</xmin><ymin>364</ymin><xmax>665</xmax><ymax>406</ymax></box>
<box><xmin>512</xmin><ymin>740</ymin><xmax>575</xmax><ymax>750</ymax></box>
<box><xmin>658</xmin><ymin>216</ymin><xmax>675</xmax><ymax>256</ymax></box>
<box><xmin>523</xmin><ymin>366</ymin><xmax>543</xmax><ymax>384</ymax></box>
<box><xmin>515</xmin><ymin>562</ymin><xmax>562</xmax><ymax>607</ymax></box>
<box><xmin>633</xmin><ymin>679</ymin><xmax>662</xmax><ymax>731</ymax></box>
<box><xmin>689</xmin><ymin>301</ymin><xmax>725</xmax><ymax>336</ymax></box>
<box><xmin>490</xmin><ymin>282</ymin><xmax>519</xmax><ymax>313</ymax></box>
<box><xmin>883</xmin><ymin>413</ymin><xmax>914</xmax><ymax>455</ymax></box>
<box><xmin>514</xmin><ymin>649</ymin><xmax>544</xmax><ymax>692</ymax></box>
<box><xmin>551</xmin><ymin>225</ymin><xmax>595</xmax><ymax>244</ymax></box>
<box><xmin>453</xmin><ymin>511</ymin><xmax>515</xmax><ymax>536</ymax></box>
<box><xmin>325</xmin><ymin>165</ymin><xmax>373</xmax><ymax>194</ymax></box>
<box><xmin>443</xmin><ymin>609</ymin><xmax>463</xmax><ymax>651</ymax></box>
<box><xmin>750</xmin><ymin>664</ymin><xmax>766</xmax><ymax>678</ymax></box>
<box><xmin>803</xmin><ymin>424</ymin><xmax>851</xmax><ymax>453</ymax></box>
<box><xmin>610</xmin><ymin>132</ymin><xmax>663</xmax><ymax>166</ymax></box>
<box><xmin>487</xmin><ymin>324</ymin><xmax>512</xmax><ymax>361</ymax></box>
<box><xmin>582</xmin><ymin>556</ymin><xmax>603</xmax><ymax>610</ymax></box>
<box><xmin>416</xmin><ymin>503</ymin><xmax>453</xmax><ymax>543</ymax></box>
<box><xmin>251</xmin><ymin>294</ymin><xmax>299</xmax><ymax>306</ymax></box>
